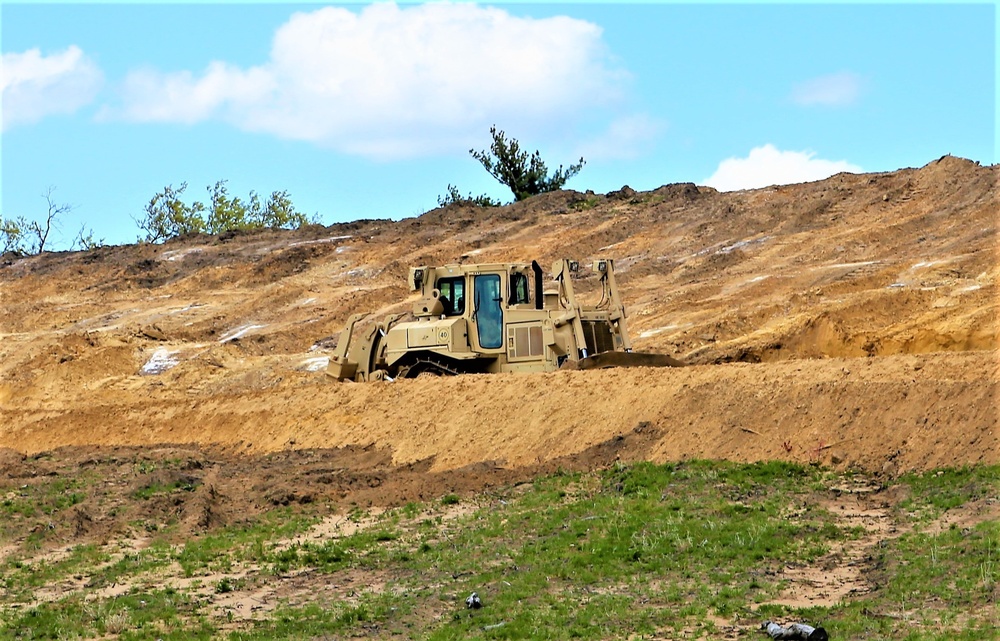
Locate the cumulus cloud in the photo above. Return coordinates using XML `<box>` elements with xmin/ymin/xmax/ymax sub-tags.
<box><xmin>1</xmin><ymin>46</ymin><xmax>103</xmax><ymax>130</ymax></box>
<box><xmin>791</xmin><ymin>71</ymin><xmax>862</xmax><ymax>107</ymax></box>
<box><xmin>703</xmin><ymin>144</ymin><xmax>862</xmax><ymax>192</ymax></box>
<box><xmin>577</xmin><ymin>113</ymin><xmax>665</xmax><ymax>161</ymax></box>
<box><xmin>110</xmin><ymin>3</ymin><xmax>627</xmax><ymax>159</ymax></box>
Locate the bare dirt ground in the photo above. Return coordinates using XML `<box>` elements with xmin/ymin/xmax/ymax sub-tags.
<box><xmin>0</xmin><ymin>154</ymin><xmax>997</xmax><ymax>517</ymax></box>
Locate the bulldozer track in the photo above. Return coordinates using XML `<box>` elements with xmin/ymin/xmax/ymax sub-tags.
<box><xmin>397</xmin><ymin>355</ymin><xmax>464</xmax><ymax>378</ymax></box>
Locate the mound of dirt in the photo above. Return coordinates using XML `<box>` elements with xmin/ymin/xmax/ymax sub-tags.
<box><xmin>0</xmin><ymin>155</ymin><xmax>997</xmax><ymax>494</ymax></box>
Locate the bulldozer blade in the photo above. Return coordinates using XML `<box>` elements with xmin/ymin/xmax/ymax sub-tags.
<box><xmin>564</xmin><ymin>351</ymin><xmax>686</xmax><ymax>371</ymax></box>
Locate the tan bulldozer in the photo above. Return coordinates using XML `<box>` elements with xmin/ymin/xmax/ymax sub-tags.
<box><xmin>327</xmin><ymin>258</ymin><xmax>684</xmax><ymax>382</ymax></box>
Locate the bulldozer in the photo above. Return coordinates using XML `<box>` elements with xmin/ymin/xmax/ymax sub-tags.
<box><xmin>327</xmin><ymin>257</ymin><xmax>684</xmax><ymax>382</ymax></box>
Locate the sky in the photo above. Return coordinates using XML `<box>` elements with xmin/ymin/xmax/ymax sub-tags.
<box><xmin>1</xmin><ymin>1</ymin><xmax>996</xmax><ymax>249</ymax></box>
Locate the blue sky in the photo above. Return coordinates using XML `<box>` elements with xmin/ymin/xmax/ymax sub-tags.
<box><xmin>1</xmin><ymin>2</ymin><xmax>996</xmax><ymax>249</ymax></box>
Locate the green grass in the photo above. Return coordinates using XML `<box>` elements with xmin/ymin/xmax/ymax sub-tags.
<box><xmin>571</xmin><ymin>195</ymin><xmax>602</xmax><ymax>211</ymax></box>
<box><xmin>232</xmin><ymin>461</ymin><xmax>849</xmax><ymax>639</ymax></box>
<box><xmin>0</xmin><ymin>477</ymin><xmax>87</xmax><ymax>520</ymax></box>
<box><xmin>173</xmin><ymin>508</ymin><xmax>319</xmax><ymax>577</ymax></box>
<box><xmin>1</xmin><ymin>461</ymin><xmax>997</xmax><ymax>640</ymax></box>
<box><xmin>896</xmin><ymin>466</ymin><xmax>1000</xmax><ymax>520</ymax></box>
<box><xmin>0</xmin><ymin>543</ymin><xmax>110</xmax><ymax>602</ymax></box>
<box><xmin>1</xmin><ymin>588</ymin><xmax>215</xmax><ymax>640</ymax></box>
<box><xmin>229</xmin><ymin>597</ymin><xmax>401</xmax><ymax>640</ymax></box>
<box><xmin>400</xmin><ymin>461</ymin><xmax>845</xmax><ymax>639</ymax></box>
<box><xmin>132</xmin><ymin>478</ymin><xmax>200</xmax><ymax>500</ymax></box>
<box><xmin>781</xmin><ymin>464</ymin><xmax>1000</xmax><ymax>641</ymax></box>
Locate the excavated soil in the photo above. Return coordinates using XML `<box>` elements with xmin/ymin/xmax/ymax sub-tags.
<box><xmin>1</xmin><ymin>155</ymin><xmax>997</xmax><ymax>532</ymax></box>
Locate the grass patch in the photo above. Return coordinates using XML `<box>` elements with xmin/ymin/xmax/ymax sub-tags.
<box><xmin>0</xmin><ymin>477</ymin><xmax>87</xmax><ymax>520</ymax></box>
<box><xmin>571</xmin><ymin>195</ymin><xmax>602</xmax><ymax>211</ymax></box>
<box><xmin>230</xmin><ymin>596</ymin><xmax>400</xmax><ymax>640</ymax></box>
<box><xmin>0</xmin><ymin>588</ymin><xmax>214</xmax><ymax>639</ymax></box>
<box><xmin>174</xmin><ymin>508</ymin><xmax>319</xmax><ymax>577</ymax></box>
<box><xmin>132</xmin><ymin>478</ymin><xmax>199</xmax><ymax>500</ymax></box>
<box><xmin>3</xmin><ymin>461</ymin><xmax>997</xmax><ymax>640</ymax></box>
<box><xmin>796</xmin><ymin>518</ymin><xmax>1000</xmax><ymax>639</ymax></box>
<box><xmin>0</xmin><ymin>543</ymin><xmax>109</xmax><ymax>602</ymax></box>
<box><xmin>896</xmin><ymin>466</ymin><xmax>1000</xmax><ymax>521</ymax></box>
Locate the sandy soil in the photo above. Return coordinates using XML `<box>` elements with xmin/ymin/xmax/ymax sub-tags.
<box><xmin>1</xmin><ymin>154</ymin><xmax>997</xmax><ymax>496</ymax></box>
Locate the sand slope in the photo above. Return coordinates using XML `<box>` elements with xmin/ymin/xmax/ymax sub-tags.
<box><xmin>1</xmin><ymin>155</ymin><xmax>997</xmax><ymax>476</ymax></box>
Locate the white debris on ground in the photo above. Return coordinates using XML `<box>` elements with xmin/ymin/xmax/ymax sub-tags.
<box><xmin>298</xmin><ymin>356</ymin><xmax>330</xmax><ymax>372</ymax></box>
<box><xmin>288</xmin><ymin>235</ymin><xmax>353</xmax><ymax>248</ymax></box>
<box><xmin>638</xmin><ymin>323</ymin><xmax>691</xmax><ymax>339</ymax></box>
<box><xmin>718</xmin><ymin>235</ymin><xmax>772</xmax><ymax>254</ymax></box>
<box><xmin>219</xmin><ymin>324</ymin><xmax>267</xmax><ymax>343</ymax></box>
<box><xmin>140</xmin><ymin>348</ymin><xmax>181</xmax><ymax>375</ymax></box>
<box><xmin>168</xmin><ymin>302</ymin><xmax>207</xmax><ymax>315</ymax></box>
<box><xmin>817</xmin><ymin>260</ymin><xmax>880</xmax><ymax>270</ymax></box>
<box><xmin>161</xmin><ymin>247</ymin><xmax>206</xmax><ymax>262</ymax></box>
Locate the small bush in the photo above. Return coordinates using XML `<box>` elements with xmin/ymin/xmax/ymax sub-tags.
<box><xmin>136</xmin><ymin>180</ymin><xmax>315</xmax><ymax>243</ymax></box>
<box><xmin>436</xmin><ymin>184</ymin><xmax>501</xmax><ymax>208</ymax></box>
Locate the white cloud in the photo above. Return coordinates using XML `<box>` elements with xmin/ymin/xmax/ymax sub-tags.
<box><xmin>577</xmin><ymin>113</ymin><xmax>665</xmax><ymax>161</ymax></box>
<box><xmin>111</xmin><ymin>3</ymin><xmax>627</xmax><ymax>159</ymax></box>
<box><xmin>1</xmin><ymin>46</ymin><xmax>103</xmax><ymax>131</ymax></box>
<box><xmin>703</xmin><ymin>144</ymin><xmax>863</xmax><ymax>191</ymax></box>
<box><xmin>791</xmin><ymin>71</ymin><xmax>862</xmax><ymax>107</ymax></box>
<box><xmin>115</xmin><ymin>62</ymin><xmax>275</xmax><ymax>125</ymax></box>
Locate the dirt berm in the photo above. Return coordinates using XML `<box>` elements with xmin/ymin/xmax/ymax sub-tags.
<box><xmin>1</xmin><ymin>155</ymin><xmax>997</xmax><ymax>489</ymax></box>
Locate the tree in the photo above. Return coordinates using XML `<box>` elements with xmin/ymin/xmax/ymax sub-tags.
<box><xmin>73</xmin><ymin>224</ymin><xmax>104</xmax><ymax>251</ymax></box>
<box><xmin>205</xmin><ymin>180</ymin><xmax>311</xmax><ymax>233</ymax></box>
<box><xmin>135</xmin><ymin>182</ymin><xmax>206</xmax><ymax>243</ymax></box>
<box><xmin>470</xmin><ymin>126</ymin><xmax>585</xmax><ymax>202</ymax></box>
<box><xmin>206</xmin><ymin>180</ymin><xmax>248</xmax><ymax>234</ymax></box>
<box><xmin>29</xmin><ymin>187</ymin><xmax>70</xmax><ymax>253</ymax></box>
<box><xmin>0</xmin><ymin>217</ymin><xmax>27</xmax><ymax>254</ymax></box>
<box><xmin>256</xmin><ymin>189</ymin><xmax>311</xmax><ymax>229</ymax></box>
<box><xmin>135</xmin><ymin>180</ymin><xmax>315</xmax><ymax>243</ymax></box>
<box><xmin>0</xmin><ymin>187</ymin><xmax>72</xmax><ymax>255</ymax></box>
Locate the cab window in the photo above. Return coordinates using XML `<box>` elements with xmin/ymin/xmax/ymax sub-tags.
<box><xmin>436</xmin><ymin>277</ymin><xmax>465</xmax><ymax>316</ymax></box>
<box><xmin>510</xmin><ymin>272</ymin><xmax>530</xmax><ymax>305</ymax></box>
<box><xmin>474</xmin><ymin>274</ymin><xmax>503</xmax><ymax>349</ymax></box>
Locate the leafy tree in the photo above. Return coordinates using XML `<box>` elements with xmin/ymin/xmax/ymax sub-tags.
<box><xmin>206</xmin><ymin>180</ymin><xmax>248</xmax><ymax>234</ymax></box>
<box><xmin>436</xmin><ymin>184</ymin><xmax>501</xmax><ymax>208</ymax></box>
<box><xmin>206</xmin><ymin>180</ymin><xmax>311</xmax><ymax>232</ymax></box>
<box><xmin>257</xmin><ymin>190</ymin><xmax>310</xmax><ymax>229</ymax></box>
<box><xmin>470</xmin><ymin>125</ymin><xmax>585</xmax><ymax>201</ymax></box>
<box><xmin>136</xmin><ymin>180</ymin><xmax>314</xmax><ymax>243</ymax></box>
<box><xmin>1</xmin><ymin>217</ymin><xmax>27</xmax><ymax>254</ymax></box>
<box><xmin>135</xmin><ymin>182</ymin><xmax>206</xmax><ymax>243</ymax></box>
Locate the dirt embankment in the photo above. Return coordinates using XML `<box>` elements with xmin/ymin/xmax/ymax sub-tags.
<box><xmin>0</xmin><ymin>154</ymin><xmax>997</xmax><ymax>492</ymax></box>
<box><xmin>1</xmin><ymin>351</ymin><xmax>995</xmax><ymax>475</ymax></box>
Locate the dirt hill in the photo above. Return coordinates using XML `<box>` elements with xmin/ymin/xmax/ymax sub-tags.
<box><xmin>1</xmin><ymin>155</ymin><xmax>997</xmax><ymax>490</ymax></box>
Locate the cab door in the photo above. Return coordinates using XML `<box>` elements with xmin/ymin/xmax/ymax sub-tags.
<box><xmin>472</xmin><ymin>273</ymin><xmax>504</xmax><ymax>351</ymax></box>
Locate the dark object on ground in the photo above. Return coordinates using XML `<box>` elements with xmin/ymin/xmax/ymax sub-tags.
<box><xmin>466</xmin><ymin>592</ymin><xmax>482</xmax><ymax>609</ymax></box>
<box><xmin>762</xmin><ymin>621</ymin><xmax>829</xmax><ymax>641</ymax></box>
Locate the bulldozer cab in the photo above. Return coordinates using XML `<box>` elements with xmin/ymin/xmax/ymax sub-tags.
<box><xmin>411</xmin><ymin>263</ymin><xmax>542</xmax><ymax>313</ymax></box>
<box><xmin>410</xmin><ymin>263</ymin><xmax>543</xmax><ymax>355</ymax></box>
